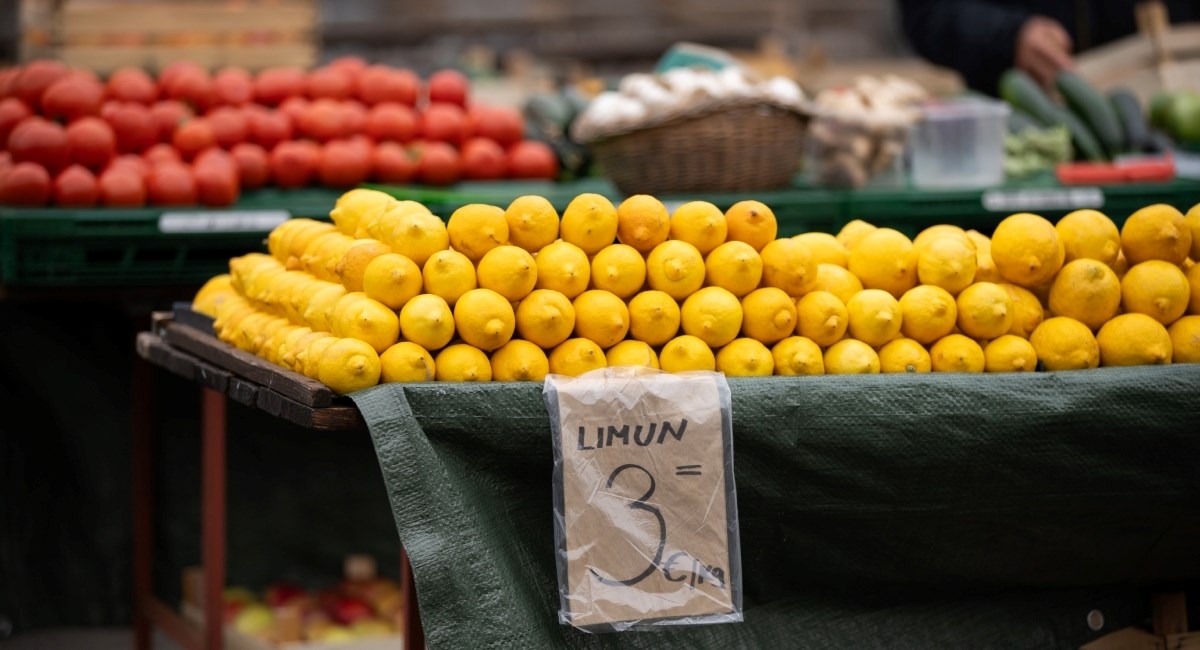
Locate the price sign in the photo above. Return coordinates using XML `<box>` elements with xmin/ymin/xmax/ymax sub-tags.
<box><xmin>545</xmin><ymin>368</ymin><xmax>742</xmax><ymax>631</ymax></box>
<box><xmin>158</xmin><ymin>210</ymin><xmax>290</xmax><ymax>234</ymax></box>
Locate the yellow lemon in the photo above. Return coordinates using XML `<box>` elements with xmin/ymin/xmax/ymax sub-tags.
<box><xmin>422</xmin><ymin>249</ymin><xmax>476</xmax><ymax>307</ymax></box>
<box><xmin>771</xmin><ymin>336</ymin><xmax>825</xmax><ymax>375</ymax></box>
<box><xmin>681</xmin><ymin>286</ymin><xmax>743</xmax><ymax>347</ymax></box>
<box><xmin>956</xmin><ymin>282</ymin><xmax>1014</xmax><ymax>340</ymax></box>
<box><xmin>300</xmin><ymin>335</ymin><xmax>338</xmax><ymax>380</ymax></box>
<box><xmin>616</xmin><ymin>194</ymin><xmax>670</xmax><ymax>253</ymax></box>
<box><xmin>704</xmin><ymin>241</ymin><xmax>762</xmax><ymax>298</ymax></box>
<box><xmin>646</xmin><ymin>240</ymin><xmax>705</xmax><ymax>300</ymax></box>
<box><xmin>330</xmin><ymin>294</ymin><xmax>399</xmax><ymax>354</ymax></box>
<box><xmin>966</xmin><ymin>230</ymin><xmax>1002</xmax><ymax>283</ymax></box>
<box><xmin>930</xmin><ymin>334</ymin><xmax>985</xmax><ymax>373</ymax></box>
<box><xmin>447</xmin><ymin>204</ymin><xmax>508</xmax><ymax>263</ymax></box>
<box><xmin>490</xmin><ymin>340</ymin><xmax>550</xmax><ymax>381</ymax></box>
<box><xmin>560</xmin><ymin>193</ymin><xmax>618</xmax><ymax>255</ymax></box>
<box><xmin>534</xmin><ymin>239</ymin><xmax>590</xmax><ymax>298</ymax></box>
<box><xmin>516</xmin><ymin>289</ymin><xmax>576</xmax><ymax>349</ymax></box>
<box><xmin>605</xmin><ymin>340</ymin><xmax>660</xmax><ymax>369</ymax></box>
<box><xmin>898</xmin><ymin>285</ymin><xmax>957</xmax><ymax>345</ymax></box>
<box><xmin>572</xmin><ymin>289</ymin><xmax>630</xmax><ymax>348</ymax></box>
<box><xmin>193</xmin><ymin>274</ymin><xmax>234</xmax><ymax>317</ymax></box>
<box><xmin>846</xmin><ymin>289</ymin><xmax>902</xmax><ymax>348</ymax></box>
<box><xmin>357</xmin><ymin>199</ymin><xmax>424</xmax><ymax>240</ymax></box>
<box><xmin>913</xmin><ymin>225</ymin><xmax>970</xmax><ymax>252</ymax></box>
<box><xmin>548</xmin><ymin>338</ymin><xmax>607</xmax><ymax>376</ymax></box>
<box><xmin>1121</xmin><ymin>203</ymin><xmax>1191</xmax><ymax>265</ymax></box>
<box><xmin>435</xmin><ymin>344</ymin><xmax>492</xmax><ymax>381</ymax></box>
<box><xmin>760</xmin><ymin>238</ymin><xmax>817</xmax><ymax>297</ymax></box>
<box><xmin>318</xmin><ymin>338</ymin><xmax>382</xmax><ymax>394</ymax></box>
<box><xmin>669</xmin><ymin>201</ymin><xmax>727</xmax><ymax>255</ymax></box>
<box><xmin>336</xmin><ymin>239</ymin><xmax>392</xmax><ymax>293</ymax></box>
<box><xmin>266</xmin><ymin>218</ymin><xmax>300</xmax><ymax>262</ymax></box>
<box><xmin>627</xmin><ymin>290</ymin><xmax>681</xmax><ymax>346</ymax></box>
<box><xmin>1001</xmin><ymin>283</ymin><xmax>1044</xmax><ymax>338</ymax></box>
<box><xmin>991</xmin><ymin>212</ymin><xmax>1065</xmax><ymax>287</ymax></box>
<box><xmin>1030</xmin><ymin>317</ymin><xmax>1099</xmax><ymax>371</ymax></box>
<box><xmin>836</xmin><ymin>219</ymin><xmax>877</xmax><ymax>250</ymax></box>
<box><xmin>288</xmin><ymin>331</ymin><xmax>332</xmax><ymax>372</ymax></box>
<box><xmin>795</xmin><ymin>290</ymin><xmax>848</xmax><ymax>347</ymax></box>
<box><xmin>793</xmin><ymin>232</ymin><xmax>848</xmax><ymax>268</ymax></box>
<box><xmin>724</xmin><ymin>200</ymin><xmax>777</xmax><ymax>251</ymax></box>
<box><xmin>848</xmin><ymin>228</ymin><xmax>918</xmax><ymax>298</ymax></box>
<box><xmin>284</xmin><ymin>220</ymin><xmax>337</xmax><ymax>269</ymax></box>
<box><xmin>378</xmin><ymin>204</ymin><xmax>448</xmax><ymax>267</ymax></box>
<box><xmin>307</xmin><ymin>232</ymin><xmax>357</xmax><ymax>282</ymax></box>
<box><xmin>917</xmin><ymin>235</ymin><xmax>977</xmax><ymax>295</ymax></box>
<box><xmin>362</xmin><ymin>253</ymin><xmax>422</xmax><ymax>310</ymax></box>
<box><xmin>1167</xmin><ymin>316</ymin><xmax>1200</xmax><ymax>363</ymax></box>
<box><xmin>330</xmin><ymin>188</ymin><xmax>394</xmax><ymax>236</ymax></box>
<box><xmin>380</xmin><ymin>342</ymin><xmax>435</xmax><ymax>382</ymax></box>
<box><xmin>1047</xmin><ymin>259</ymin><xmax>1120</xmax><ymax>331</ymax></box>
<box><xmin>716</xmin><ymin>338</ymin><xmax>774</xmax><ymax>377</ymax></box>
<box><xmin>477</xmin><ymin>245</ymin><xmax>537</xmax><ymax>302</ymax></box>
<box><xmin>1096</xmin><ymin>313</ymin><xmax>1172</xmax><ymax>366</ymax></box>
<box><xmin>1055</xmin><ymin>209</ymin><xmax>1120</xmax><ymax>266</ymax></box>
<box><xmin>303</xmin><ymin>284</ymin><xmax>348</xmax><ymax>332</ymax></box>
<box><xmin>878</xmin><ymin>338</ymin><xmax>932</xmax><ymax>373</ymax></box>
<box><xmin>740</xmin><ymin>287</ymin><xmax>797</xmax><ymax>345</ymax></box>
<box><xmin>453</xmin><ymin>288</ymin><xmax>515</xmax><ymax>351</ymax></box>
<box><xmin>983</xmin><ymin>335</ymin><xmax>1037</xmax><ymax>372</ymax></box>
<box><xmin>504</xmin><ymin>195</ymin><xmax>559</xmax><ymax>253</ymax></box>
<box><xmin>262</xmin><ymin>324</ymin><xmax>302</xmax><ymax>364</ymax></box>
<box><xmin>823</xmin><ymin>339</ymin><xmax>880</xmax><ymax>374</ymax></box>
<box><xmin>1187</xmin><ymin>263</ymin><xmax>1200</xmax><ymax>314</ymax></box>
<box><xmin>1186</xmin><ymin>202</ymin><xmax>1200</xmax><ymax>260</ymax></box>
<box><xmin>590</xmin><ymin>244</ymin><xmax>646</xmax><ymax>299</ymax></box>
<box><xmin>398</xmin><ymin>294</ymin><xmax>454</xmax><ymax>351</ymax></box>
<box><xmin>213</xmin><ymin>298</ymin><xmax>255</xmax><ymax>343</ymax></box>
<box><xmin>660</xmin><ymin>335</ymin><xmax>716</xmax><ymax>373</ymax></box>
<box><xmin>811</xmin><ymin>263</ymin><xmax>863</xmax><ymax>304</ymax></box>
<box><xmin>1111</xmin><ymin>249</ymin><xmax>1130</xmax><ymax>279</ymax></box>
<box><xmin>1121</xmin><ymin>260</ymin><xmax>1189</xmax><ymax>325</ymax></box>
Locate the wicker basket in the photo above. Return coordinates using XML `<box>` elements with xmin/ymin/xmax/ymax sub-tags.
<box><xmin>581</xmin><ymin>99</ymin><xmax>810</xmax><ymax>195</ymax></box>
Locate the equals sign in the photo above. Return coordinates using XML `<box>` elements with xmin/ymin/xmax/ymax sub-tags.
<box><xmin>676</xmin><ymin>465</ymin><xmax>702</xmax><ymax>476</ymax></box>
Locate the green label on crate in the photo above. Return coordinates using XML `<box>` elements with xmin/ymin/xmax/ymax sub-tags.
<box><xmin>158</xmin><ymin>210</ymin><xmax>290</xmax><ymax>234</ymax></box>
<box><xmin>981</xmin><ymin>188</ymin><xmax>1104</xmax><ymax>212</ymax></box>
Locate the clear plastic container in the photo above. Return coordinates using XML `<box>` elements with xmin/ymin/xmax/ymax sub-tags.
<box><xmin>911</xmin><ymin>98</ymin><xmax>1010</xmax><ymax>188</ymax></box>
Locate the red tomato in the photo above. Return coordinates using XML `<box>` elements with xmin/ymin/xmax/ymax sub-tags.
<box><xmin>470</xmin><ymin>106</ymin><xmax>525</xmax><ymax>148</ymax></box>
<box><xmin>356</xmin><ymin>66</ymin><xmax>419</xmax><ymax>106</ymax></box>
<box><xmin>298</xmin><ymin>99</ymin><xmax>346</xmax><ymax>142</ymax></box>
<box><xmin>0</xmin><ymin>151</ymin><xmax>12</xmax><ymax>175</ymax></box>
<box><xmin>13</xmin><ymin>60</ymin><xmax>70</xmax><ymax>110</ymax></box>
<box><xmin>0</xmin><ymin>161</ymin><xmax>51</xmax><ymax>205</ymax></box>
<box><xmin>460</xmin><ymin>137</ymin><xmax>507</xmax><ymax>180</ymax></box>
<box><xmin>98</xmin><ymin>166</ymin><xmax>146</xmax><ymax>207</ymax></box>
<box><xmin>248</xmin><ymin>109</ymin><xmax>292</xmax><ymax>150</ymax></box>
<box><xmin>318</xmin><ymin>139</ymin><xmax>371</xmax><ymax>188</ymax></box>
<box><xmin>0</xmin><ymin>67</ymin><xmax>20</xmax><ymax>99</ymax></box>
<box><xmin>163</xmin><ymin>67</ymin><xmax>214</xmax><ymax>111</ymax></box>
<box><xmin>253</xmin><ymin>66</ymin><xmax>305</xmax><ymax>105</ymax></box>
<box><xmin>231</xmin><ymin>142</ymin><xmax>269</xmax><ymax>189</ymax></box>
<box><xmin>269</xmin><ymin>140</ymin><xmax>320</xmax><ymax>188</ymax></box>
<box><xmin>278</xmin><ymin>96</ymin><xmax>309</xmax><ymax>125</ymax></box>
<box><xmin>0</xmin><ymin>97</ymin><xmax>32</xmax><ymax>145</ymax></box>
<box><xmin>193</xmin><ymin>161</ymin><xmax>239</xmax><ymax>206</ymax></box>
<box><xmin>150</xmin><ymin>100</ymin><xmax>192</xmax><ymax>142</ymax></box>
<box><xmin>53</xmin><ymin>164</ymin><xmax>99</xmax><ymax>207</ymax></box>
<box><xmin>41</xmin><ymin>74</ymin><xmax>105</xmax><ymax>122</ymax></box>
<box><xmin>207</xmin><ymin>106</ymin><xmax>248</xmax><ymax>149</ymax></box>
<box><xmin>340</xmin><ymin>100</ymin><xmax>367</xmax><ymax>137</ymax></box>
<box><xmin>507</xmin><ymin>140</ymin><xmax>558</xmax><ymax>179</ymax></box>
<box><xmin>328</xmin><ymin>56</ymin><xmax>368</xmax><ymax>78</ymax></box>
<box><xmin>212</xmin><ymin>67</ymin><xmax>254</xmax><ymax>106</ymax></box>
<box><xmin>66</xmin><ymin>117</ymin><xmax>116</xmax><ymax>171</ymax></box>
<box><xmin>420</xmin><ymin>103</ymin><xmax>468</xmax><ymax>144</ymax></box>
<box><xmin>371</xmin><ymin>141</ymin><xmax>417</xmax><ymax>184</ymax></box>
<box><xmin>193</xmin><ymin>147</ymin><xmax>235</xmax><ymax>170</ymax></box>
<box><xmin>365</xmin><ymin>103</ymin><xmax>417</xmax><ymax>142</ymax></box>
<box><xmin>106</xmin><ymin>103</ymin><xmax>158</xmax><ymax>154</ymax></box>
<box><xmin>105</xmin><ymin>67</ymin><xmax>158</xmax><ymax>104</ymax></box>
<box><xmin>306</xmin><ymin>66</ymin><xmax>353</xmax><ymax>100</ymax></box>
<box><xmin>8</xmin><ymin>118</ymin><xmax>70</xmax><ymax>174</ymax></box>
<box><xmin>107</xmin><ymin>153</ymin><xmax>151</xmax><ymax>183</ymax></box>
<box><xmin>148</xmin><ymin>164</ymin><xmax>197</xmax><ymax>205</ymax></box>
<box><xmin>417</xmin><ymin>141</ymin><xmax>460</xmax><ymax>185</ymax></box>
<box><xmin>172</xmin><ymin>118</ymin><xmax>217</xmax><ymax>161</ymax></box>
<box><xmin>158</xmin><ymin>61</ymin><xmax>205</xmax><ymax>90</ymax></box>
<box><xmin>427</xmin><ymin>69</ymin><xmax>469</xmax><ymax>107</ymax></box>
<box><xmin>143</xmin><ymin>143</ymin><xmax>182</xmax><ymax>167</ymax></box>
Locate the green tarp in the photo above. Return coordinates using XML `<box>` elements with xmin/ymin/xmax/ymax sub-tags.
<box><xmin>351</xmin><ymin>366</ymin><xmax>1200</xmax><ymax>649</ymax></box>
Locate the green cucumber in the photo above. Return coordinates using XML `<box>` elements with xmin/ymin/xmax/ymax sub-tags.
<box><xmin>1007</xmin><ymin>107</ymin><xmax>1042</xmax><ymax>134</ymax></box>
<box><xmin>1056</xmin><ymin>71</ymin><xmax>1124</xmax><ymax>156</ymax></box>
<box><xmin>1109</xmin><ymin>89</ymin><xmax>1149</xmax><ymax>153</ymax></box>
<box><xmin>1000</xmin><ymin>69</ymin><xmax>1106</xmax><ymax>161</ymax></box>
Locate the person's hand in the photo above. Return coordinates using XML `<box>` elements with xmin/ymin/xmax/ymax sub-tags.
<box><xmin>1015</xmin><ymin>15</ymin><xmax>1075</xmax><ymax>87</ymax></box>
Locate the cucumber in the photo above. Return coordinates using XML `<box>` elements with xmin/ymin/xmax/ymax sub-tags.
<box><xmin>523</xmin><ymin>93</ymin><xmax>573</xmax><ymax>138</ymax></box>
<box><xmin>1145</xmin><ymin>128</ymin><xmax>1175</xmax><ymax>154</ymax></box>
<box><xmin>1109</xmin><ymin>89</ymin><xmax>1149</xmax><ymax>153</ymax></box>
<box><xmin>1056</xmin><ymin>72</ymin><xmax>1124</xmax><ymax>156</ymax></box>
<box><xmin>1000</xmin><ymin>69</ymin><xmax>1106</xmax><ymax>161</ymax></box>
<box><xmin>1007</xmin><ymin>107</ymin><xmax>1041</xmax><ymax>134</ymax></box>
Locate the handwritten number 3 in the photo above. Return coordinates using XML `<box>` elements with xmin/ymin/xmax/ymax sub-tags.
<box><xmin>590</xmin><ymin>463</ymin><xmax>666</xmax><ymax>587</ymax></box>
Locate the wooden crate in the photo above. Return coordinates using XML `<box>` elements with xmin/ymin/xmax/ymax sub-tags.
<box><xmin>1076</xmin><ymin>2</ymin><xmax>1200</xmax><ymax>104</ymax></box>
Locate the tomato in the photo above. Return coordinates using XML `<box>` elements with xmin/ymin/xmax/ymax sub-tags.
<box><xmin>150</xmin><ymin>100</ymin><xmax>192</xmax><ymax>142</ymax></box>
<box><xmin>340</xmin><ymin>100</ymin><xmax>367</xmax><ymax>137</ymax></box>
<box><xmin>248</xmin><ymin>109</ymin><xmax>292</xmax><ymax>150</ymax></box>
<box><xmin>420</xmin><ymin>103</ymin><xmax>468</xmax><ymax>144</ymax></box>
<box><xmin>66</xmin><ymin>117</ymin><xmax>116</xmax><ymax>171</ymax></box>
<box><xmin>105</xmin><ymin>103</ymin><xmax>157</xmax><ymax>154</ymax></box>
<box><xmin>107</xmin><ymin>153</ymin><xmax>151</xmax><ymax>183</ymax></box>
<box><xmin>371</xmin><ymin>141</ymin><xmax>417</xmax><ymax>184</ymax></box>
<box><xmin>427</xmin><ymin>69</ymin><xmax>469</xmax><ymax>107</ymax></box>
<box><xmin>0</xmin><ymin>97</ymin><xmax>32</xmax><ymax>145</ymax></box>
<box><xmin>143</xmin><ymin>143</ymin><xmax>182</xmax><ymax>167</ymax></box>
<box><xmin>318</xmin><ymin>139</ymin><xmax>371</xmax><ymax>188</ymax></box>
<box><xmin>254</xmin><ymin>66</ymin><xmax>306</xmax><ymax>106</ymax></box>
<box><xmin>42</xmin><ymin>73</ymin><xmax>105</xmax><ymax>121</ymax></box>
<box><xmin>0</xmin><ymin>67</ymin><xmax>19</xmax><ymax>99</ymax></box>
<box><xmin>298</xmin><ymin>99</ymin><xmax>346</xmax><ymax>142</ymax></box>
<box><xmin>470</xmin><ymin>106</ymin><xmax>524</xmax><ymax>147</ymax></box>
<box><xmin>507</xmin><ymin>140</ymin><xmax>558</xmax><ymax>179</ymax></box>
<box><xmin>172</xmin><ymin>118</ymin><xmax>217</xmax><ymax>160</ymax></box>
<box><xmin>163</xmin><ymin>67</ymin><xmax>214</xmax><ymax>111</ymax></box>
<box><xmin>105</xmin><ymin>67</ymin><xmax>158</xmax><ymax>104</ymax></box>
<box><xmin>460</xmin><ymin>137</ymin><xmax>507</xmax><ymax>180</ymax></box>
<box><xmin>364</xmin><ymin>103</ymin><xmax>417</xmax><ymax>142</ymax></box>
<box><xmin>158</xmin><ymin>61</ymin><xmax>205</xmax><ymax>90</ymax></box>
<box><xmin>278</xmin><ymin>96</ymin><xmax>309</xmax><ymax>125</ymax></box>
<box><xmin>328</xmin><ymin>56</ymin><xmax>368</xmax><ymax>78</ymax></box>
<box><xmin>356</xmin><ymin>66</ymin><xmax>419</xmax><ymax>106</ymax></box>
<box><xmin>193</xmin><ymin>160</ymin><xmax>239</xmax><ymax>207</ymax></box>
<box><xmin>306</xmin><ymin>66</ymin><xmax>353</xmax><ymax>100</ymax></box>
<box><xmin>212</xmin><ymin>67</ymin><xmax>254</xmax><ymax>106</ymax></box>
<box><xmin>13</xmin><ymin>60</ymin><xmax>69</xmax><ymax>110</ymax></box>
<box><xmin>53</xmin><ymin>164</ymin><xmax>99</xmax><ymax>207</ymax></box>
<box><xmin>148</xmin><ymin>163</ymin><xmax>197</xmax><ymax>205</ymax></box>
<box><xmin>98</xmin><ymin>166</ymin><xmax>146</xmax><ymax>207</ymax></box>
<box><xmin>0</xmin><ymin>151</ymin><xmax>11</xmax><ymax>175</ymax></box>
<box><xmin>231</xmin><ymin>142</ymin><xmax>269</xmax><ymax>189</ymax></box>
<box><xmin>207</xmin><ymin>106</ymin><xmax>248</xmax><ymax>149</ymax></box>
<box><xmin>269</xmin><ymin>140</ymin><xmax>320</xmax><ymax>188</ymax></box>
<box><xmin>8</xmin><ymin>118</ymin><xmax>70</xmax><ymax>174</ymax></box>
<box><xmin>417</xmin><ymin>141</ymin><xmax>460</xmax><ymax>185</ymax></box>
<box><xmin>193</xmin><ymin>146</ymin><xmax>234</xmax><ymax>170</ymax></box>
<box><xmin>0</xmin><ymin>161</ymin><xmax>51</xmax><ymax>205</ymax></box>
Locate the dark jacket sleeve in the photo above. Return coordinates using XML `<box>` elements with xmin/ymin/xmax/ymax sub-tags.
<box><xmin>898</xmin><ymin>0</ymin><xmax>1033</xmax><ymax>95</ymax></box>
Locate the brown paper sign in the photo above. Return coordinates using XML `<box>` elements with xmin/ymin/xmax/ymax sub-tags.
<box><xmin>545</xmin><ymin>367</ymin><xmax>741</xmax><ymax>631</ymax></box>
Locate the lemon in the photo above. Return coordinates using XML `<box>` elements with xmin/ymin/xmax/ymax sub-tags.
<box><xmin>646</xmin><ymin>240</ymin><xmax>705</xmax><ymax>300</ymax></box>
<box><xmin>1096</xmin><ymin>313</ymin><xmax>1172</xmax><ymax>366</ymax></box>
<box><xmin>504</xmin><ymin>195</ymin><xmax>559</xmax><ymax>253</ymax></box>
<box><xmin>398</xmin><ymin>294</ymin><xmax>454</xmax><ymax>351</ymax></box>
<box><xmin>262</xmin><ymin>324</ymin><xmax>301</xmax><ymax>364</ymax></box>
<box><xmin>278</xmin><ymin>326</ymin><xmax>315</xmax><ymax>369</ymax></box>
<box><xmin>516</xmin><ymin>289</ymin><xmax>576</xmax><ymax>349</ymax></box>
<box><xmin>490</xmin><ymin>340</ymin><xmax>550</xmax><ymax>381</ymax></box>
<box><xmin>1000</xmin><ymin>284</ymin><xmax>1044</xmax><ymax>339</ymax></box>
<box><xmin>193</xmin><ymin>274</ymin><xmax>234</xmax><ymax>317</ymax></box>
<box><xmin>560</xmin><ymin>193</ymin><xmax>618</xmax><ymax>255</ymax></box>
<box><xmin>991</xmin><ymin>212</ymin><xmax>1065</xmax><ymax>287</ymax></box>
<box><xmin>435</xmin><ymin>344</ymin><xmax>492</xmax><ymax>381</ymax></box>
<box><xmin>305</xmin><ymin>232</ymin><xmax>356</xmax><ymax>282</ymax></box>
<box><xmin>380</xmin><ymin>342</ymin><xmax>435</xmax><ymax>382</ymax></box>
<box><xmin>447</xmin><ymin>204</ymin><xmax>509</xmax><ymax>263</ymax></box>
<box><xmin>846</xmin><ymin>289</ymin><xmax>902</xmax><ymax>348</ymax></box>
<box><xmin>795</xmin><ymin>290</ymin><xmax>848</xmax><ymax>347</ymax></box>
<box><xmin>983</xmin><ymin>335</ymin><xmax>1037</xmax><ymax>373</ymax></box>
<box><xmin>956</xmin><ymin>282</ymin><xmax>1014</xmax><ymax>340</ymax></box>
<box><xmin>590</xmin><ymin>244</ymin><xmax>646</xmax><ymax>299</ymax></box>
<box><xmin>318</xmin><ymin>338</ymin><xmax>382</xmax><ymax>394</ymax></box>
<box><xmin>716</xmin><ymin>338</ymin><xmax>774</xmax><ymax>377</ymax></box>
<box><xmin>330</xmin><ymin>294</ymin><xmax>399</xmax><ymax>354</ymax></box>
<box><xmin>300</xmin><ymin>335</ymin><xmax>338</xmax><ymax>379</ymax></box>
<box><xmin>1121</xmin><ymin>260</ymin><xmax>1189</xmax><ymax>325</ymax></box>
<box><xmin>284</xmin><ymin>221</ymin><xmax>337</xmax><ymax>269</ymax></box>
<box><xmin>303</xmin><ymin>284</ymin><xmax>348</xmax><ymax>332</ymax></box>
<box><xmin>534</xmin><ymin>240</ymin><xmax>590</xmax><ymax>298</ymax></box>
<box><xmin>476</xmin><ymin>245</ymin><xmax>537</xmax><ymax>302</ymax></box>
<box><xmin>330</xmin><ymin>188</ymin><xmax>394</xmax><ymax>236</ymax></box>
<box><xmin>659</xmin><ymin>335</ymin><xmax>716</xmax><ymax>373</ymax></box>
<box><xmin>760</xmin><ymin>238</ymin><xmax>817</xmax><ymax>297</ymax></box>
<box><xmin>1054</xmin><ymin>209</ymin><xmax>1120</xmax><ymax>266</ymax></box>
<box><xmin>616</xmin><ymin>194</ymin><xmax>670</xmax><ymax>253</ymax></box>
<box><xmin>917</xmin><ymin>235</ymin><xmax>977</xmax><ymax>295</ymax></box>
<box><xmin>704</xmin><ymin>241</ymin><xmax>762</xmax><ymax>298</ymax></box>
<box><xmin>681</xmin><ymin>286</ymin><xmax>743</xmax><ymax>347</ymax></box>
<box><xmin>771</xmin><ymin>337</ymin><xmax>825</xmax><ymax>375</ymax></box>
<box><xmin>266</xmin><ymin>219</ymin><xmax>300</xmax><ymax>262</ymax></box>
<box><xmin>213</xmin><ymin>297</ymin><xmax>255</xmax><ymax>343</ymax></box>
<box><xmin>627</xmin><ymin>290</ymin><xmax>681</xmax><ymax>346</ymax></box>
<box><xmin>1029</xmin><ymin>317</ymin><xmax>1099</xmax><ymax>371</ymax></box>
<box><xmin>548</xmin><ymin>338</ymin><xmax>607</xmax><ymax>376</ymax></box>
<box><xmin>362</xmin><ymin>253</ymin><xmax>422</xmax><ymax>310</ymax></box>
<box><xmin>453</xmin><ymin>288</ymin><xmax>515</xmax><ymax>351</ymax></box>
<box><xmin>793</xmin><ymin>232</ymin><xmax>848</xmax><ymax>268</ymax></box>
<box><xmin>358</xmin><ymin>199</ymin><xmax>425</xmax><ymax>240</ymax></box>
<box><xmin>740</xmin><ymin>287</ymin><xmax>797</xmax><ymax>345</ymax></box>
<box><xmin>811</xmin><ymin>263</ymin><xmax>863</xmax><ymax>304</ymax></box>
<box><xmin>605</xmin><ymin>340</ymin><xmax>660</xmax><ymax>369</ymax></box>
<box><xmin>823</xmin><ymin>339</ymin><xmax>880</xmax><ymax>374</ymax></box>
<box><xmin>966</xmin><ymin>230</ymin><xmax>1002</xmax><ymax>283</ymax></box>
<box><xmin>836</xmin><ymin>219</ymin><xmax>877</xmax><ymax>250</ymax></box>
<box><xmin>1121</xmin><ymin>203</ymin><xmax>1191</xmax><ymax>265</ymax></box>
<box><xmin>878</xmin><ymin>338</ymin><xmax>931</xmax><ymax>373</ymax></box>
<box><xmin>898</xmin><ymin>285</ymin><xmax>957</xmax><ymax>345</ymax></box>
<box><xmin>848</xmin><ymin>228</ymin><xmax>918</xmax><ymax>298</ymax></box>
<box><xmin>1111</xmin><ymin>250</ymin><xmax>1130</xmax><ymax>279</ymax></box>
<box><xmin>929</xmin><ymin>334</ymin><xmax>985</xmax><ymax>373</ymax></box>
<box><xmin>1187</xmin><ymin>263</ymin><xmax>1200</xmax><ymax>315</ymax></box>
<box><xmin>1047</xmin><ymin>259</ymin><xmax>1120</xmax><ymax>331</ymax></box>
<box><xmin>1168</xmin><ymin>316</ymin><xmax>1200</xmax><ymax>363</ymax></box>
<box><xmin>724</xmin><ymin>200</ymin><xmax>777</xmax><ymax>252</ymax></box>
<box><xmin>1186</xmin><ymin>202</ymin><xmax>1200</xmax><ymax>260</ymax></box>
<box><xmin>422</xmin><ymin>249</ymin><xmax>476</xmax><ymax>306</ymax></box>
<box><xmin>572</xmin><ymin>289</ymin><xmax>630</xmax><ymax>348</ymax></box>
<box><xmin>336</xmin><ymin>239</ymin><xmax>392</xmax><ymax>292</ymax></box>
<box><xmin>379</xmin><ymin>204</ymin><xmax>448</xmax><ymax>267</ymax></box>
<box><xmin>913</xmin><ymin>225</ymin><xmax>970</xmax><ymax>252</ymax></box>
<box><xmin>669</xmin><ymin>201</ymin><xmax>727</xmax><ymax>255</ymax></box>
<box><xmin>288</xmin><ymin>331</ymin><xmax>332</xmax><ymax>372</ymax></box>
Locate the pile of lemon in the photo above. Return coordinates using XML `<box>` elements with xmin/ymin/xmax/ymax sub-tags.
<box><xmin>192</xmin><ymin>188</ymin><xmax>1200</xmax><ymax>394</ymax></box>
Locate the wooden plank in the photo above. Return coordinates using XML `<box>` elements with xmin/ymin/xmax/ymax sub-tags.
<box><xmin>227</xmin><ymin>376</ymin><xmax>259</xmax><ymax>408</ymax></box>
<box><xmin>1082</xmin><ymin>627</ymin><xmax>1166</xmax><ymax>650</ymax></box>
<box><xmin>255</xmin><ymin>387</ymin><xmax>364</xmax><ymax>430</ymax></box>
<box><xmin>174</xmin><ymin>303</ymin><xmax>215</xmax><ymax>336</ymax></box>
<box><xmin>58</xmin><ymin>44</ymin><xmax>317</xmax><ymax>73</ymax></box>
<box><xmin>1166</xmin><ymin>631</ymin><xmax>1200</xmax><ymax>649</ymax></box>
<box><xmin>1153</xmin><ymin>592</ymin><xmax>1189</xmax><ymax>637</ymax></box>
<box><xmin>142</xmin><ymin>594</ymin><xmax>204</xmax><ymax>650</ymax></box>
<box><xmin>309</xmin><ymin>403</ymin><xmax>365</xmax><ymax>431</ymax></box>
<box><xmin>61</xmin><ymin>4</ymin><xmax>315</xmax><ymax>36</ymax></box>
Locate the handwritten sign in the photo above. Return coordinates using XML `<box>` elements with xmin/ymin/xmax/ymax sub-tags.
<box><xmin>545</xmin><ymin>368</ymin><xmax>742</xmax><ymax>631</ymax></box>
